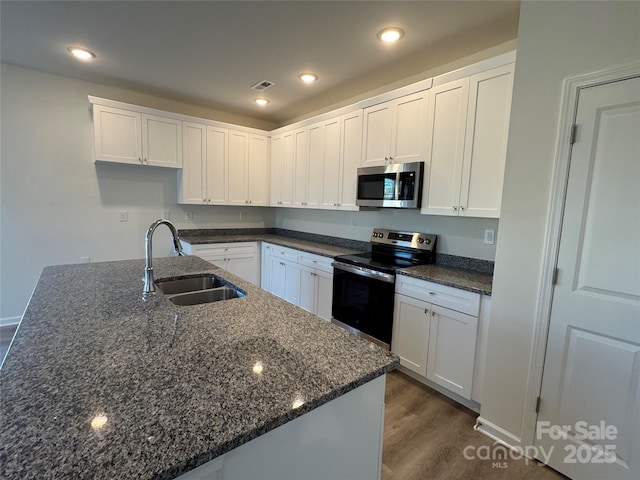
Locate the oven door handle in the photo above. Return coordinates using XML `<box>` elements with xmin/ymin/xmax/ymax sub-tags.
<box><xmin>332</xmin><ymin>261</ymin><xmax>395</xmax><ymax>284</ymax></box>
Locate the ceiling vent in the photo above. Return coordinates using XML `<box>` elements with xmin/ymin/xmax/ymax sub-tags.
<box><xmin>250</xmin><ymin>80</ymin><xmax>276</xmax><ymax>92</ymax></box>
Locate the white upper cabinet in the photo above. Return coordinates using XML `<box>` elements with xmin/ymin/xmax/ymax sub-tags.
<box><xmin>179</xmin><ymin>122</ymin><xmax>208</xmax><ymax>204</ymax></box>
<box><xmin>180</xmin><ymin>125</ymin><xmax>227</xmax><ymax>205</ymax></box>
<box><xmin>460</xmin><ymin>64</ymin><xmax>514</xmax><ymax>218</ymax></box>
<box><xmin>307</xmin><ymin>122</ymin><xmax>326</xmax><ymax>209</ymax></box>
<box><xmin>93</xmin><ymin>105</ymin><xmax>182</xmax><ymax>168</ymax></box>
<box><xmin>247</xmin><ymin>134</ymin><xmax>269</xmax><ymax>206</ymax></box>
<box><xmin>292</xmin><ymin>128</ymin><xmax>309</xmax><ymax>207</ymax></box>
<box><xmin>228</xmin><ymin>131</ymin><xmax>249</xmax><ymax>205</ymax></box>
<box><xmin>422</xmin><ymin>63</ymin><xmax>514</xmax><ymax>218</ymax></box>
<box><xmin>270</xmin><ymin>131</ymin><xmax>295</xmax><ymax>207</ymax></box>
<box><xmin>362</xmin><ymin>90</ymin><xmax>428</xmax><ymax>167</ymax></box>
<box><xmin>337</xmin><ymin>110</ymin><xmax>363</xmax><ymax>210</ymax></box>
<box><xmin>206</xmin><ymin>127</ymin><xmax>228</xmax><ymax>204</ymax></box>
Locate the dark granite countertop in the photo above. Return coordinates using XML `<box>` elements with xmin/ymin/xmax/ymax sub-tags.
<box><xmin>179</xmin><ymin>233</ymin><xmax>364</xmax><ymax>259</ymax></box>
<box><xmin>179</xmin><ymin>230</ymin><xmax>493</xmax><ymax>295</ymax></box>
<box><xmin>0</xmin><ymin>256</ymin><xmax>398</xmax><ymax>479</ymax></box>
<box><xmin>398</xmin><ymin>264</ymin><xmax>493</xmax><ymax>296</ymax></box>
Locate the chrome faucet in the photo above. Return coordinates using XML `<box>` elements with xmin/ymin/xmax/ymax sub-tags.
<box><xmin>142</xmin><ymin>219</ymin><xmax>185</xmax><ymax>298</ymax></box>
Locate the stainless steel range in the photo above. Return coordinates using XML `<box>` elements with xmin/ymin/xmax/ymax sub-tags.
<box><xmin>331</xmin><ymin>228</ymin><xmax>437</xmax><ymax>349</ymax></box>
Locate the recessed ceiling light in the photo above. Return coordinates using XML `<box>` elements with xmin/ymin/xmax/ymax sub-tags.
<box><xmin>298</xmin><ymin>73</ymin><xmax>318</xmax><ymax>84</ymax></box>
<box><xmin>67</xmin><ymin>47</ymin><xmax>96</xmax><ymax>60</ymax></box>
<box><xmin>254</xmin><ymin>98</ymin><xmax>269</xmax><ymax>106</ymax></box>
<box><xmin>377</xmin><ymin>27</ymin><xmax>404</xmax><ymax>43</ymax></box>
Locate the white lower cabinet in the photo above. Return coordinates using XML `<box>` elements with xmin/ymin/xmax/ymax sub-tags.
<box><xmin>298</xmin><ymin>252</ymin><xmax>333</xmax><ymax>321</ymax></box>
<box><xmin>267</xmin><ymin>245</ymin><xmax>300</xmax><ymax>305</ymax></box>
<box><xmin>261</xmin><ymin>243</ymin><xmax>333</xmax><ymax>320</ymax></box>
<box><xmin>393</xmin><ymin>274</ymin><xmax>487</xmax><ymax>404</ymax></box>
<box><xmin>180</xmin><ymin>242</ymin><xmax>260</xmax><ymax>286</ymax></box>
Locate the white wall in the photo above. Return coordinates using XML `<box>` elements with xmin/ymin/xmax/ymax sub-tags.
<box><xmin>480</xmin><ymin>0</ymin><xmax>640</xmax><ymax>447</ymax></box>
<box><xmin>0</xmin><ymin>64</ymin><xmax>276</xmax><ymax>321</ymax></box>
<box><xmin>276</xmin><ymin>208</ymin><xmax>498</xmax><ymax>260</ymax></box>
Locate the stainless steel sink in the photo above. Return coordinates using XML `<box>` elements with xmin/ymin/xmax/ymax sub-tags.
<box><xmin>155</xmin><ymin>274</ymin><xmax>246</xmax><ymax>305</ymax></box>
<box><xmin>167</xmin><ymin>286</ymin><xmax>245</xmax><ymax>306</ymax></box>
<box><xmin>155</xmin><ymin>274</ymin><xmax>226</xmax><ymax>295</ymax></box>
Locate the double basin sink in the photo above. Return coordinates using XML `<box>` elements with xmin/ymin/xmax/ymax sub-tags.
<box><xmin>155</xmin><ymin>273</ymin><xmax>245</xmax><ymax>306</ymax></box>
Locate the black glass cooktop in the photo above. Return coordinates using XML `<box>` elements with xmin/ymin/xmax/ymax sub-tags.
<box><xmin>333</xmin><ymin>251</ymin><xmax>423</xmax><ymax>274</ymax></box>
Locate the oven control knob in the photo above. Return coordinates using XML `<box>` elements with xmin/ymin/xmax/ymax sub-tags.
<box><xmin>418</xmin><ymin>237</ymin><xmax>425</xmax><ymax>244</ymax></box>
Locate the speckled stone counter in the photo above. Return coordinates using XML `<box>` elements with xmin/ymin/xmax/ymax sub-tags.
<box><xmin>179</xmin><ymin>232</ymin><xmax>364</xmax><ymax>259</ymax></box>
<box><xmin>0</xmin><ymin>256</ymin><xmax>398</xmax><ymax>479</ymax></box>
<box><xmin>397</xmin><ymin>264</ymin><xmax>493</xmax><ymax>296</ymax></box>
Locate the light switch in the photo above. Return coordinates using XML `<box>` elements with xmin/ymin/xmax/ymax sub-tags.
<box><xmin>119</xmin><ymin>210</ymin><xmax>128</xmax><ymax>222</ymax></box>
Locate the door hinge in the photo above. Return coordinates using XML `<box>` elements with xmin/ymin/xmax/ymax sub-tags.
<box><xmin>552</xmin><ymin>267</ymin><xmax>559</xmax><ymax>285</ymax></box>
<box><xmin>570</xmin><ymin>124</ymin><xmax>577</xmax><ymax>144</ymax></box>
<box><xmin>535</xmin><ymin>396</ymin><xmax>541</xmax><ymax>414</ymax></box>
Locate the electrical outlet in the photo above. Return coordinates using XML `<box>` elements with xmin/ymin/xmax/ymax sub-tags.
<box><xmin>186</xmin><ymin>211</ymin><xmax>194</xmax><ymax>221</ymax></box>
<box><xmin>79</xmin><ymin>256</ymin><xmax>90</xmax><ymax>264</ymax></box>
<box><xmin>119</xmin><ymin>210</ymin><xmax>128</xmax><ymax>222</ymax></box>
<box><xmin>240</xmin><ymin>211</ymin><xmax>247</xmax><ymax>221</ymax></box>
<box><xmin>162</xmin><ymin>210</ymin><xmax>171</xmax><ymax>220</ymax></box>
<box><xmin>484</xmin><ymin>229</ymin><xmax>496</xmax><ymax>245</ymax></box>
<box><xmin>350</xmin><ymin>218</ymin><xmax>357</xmax><ymax>230</ymax></box>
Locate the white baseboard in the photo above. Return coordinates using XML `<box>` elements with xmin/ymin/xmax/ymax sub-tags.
<box><xmin>0</xmin><ymin>316</ymin><xmax>21</xmax><ymax>328</ymax></box>
<box><xmin>474</xmin><ymin>416</ymin><xmax>523</xmax><ymax>450</ymax></box>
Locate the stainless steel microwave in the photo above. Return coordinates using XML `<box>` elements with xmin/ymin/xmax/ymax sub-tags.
<box><xmin>356</xmin><ymin>162</ymin><xmax>424</xmax><ymax>208</ymax></box>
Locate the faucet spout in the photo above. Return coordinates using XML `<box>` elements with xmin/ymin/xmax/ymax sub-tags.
<box><xmin>142</xmin><ymin>219</ymin><xmax>184</xmax><ymax>298</ymax></box>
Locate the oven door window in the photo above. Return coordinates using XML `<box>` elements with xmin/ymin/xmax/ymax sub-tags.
<box><xmin>332</xmin><ymin>268</ymin><xmax>395</xmax><ymax>345</ymax></box>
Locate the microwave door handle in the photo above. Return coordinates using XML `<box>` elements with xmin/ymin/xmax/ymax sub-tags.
<box><xmin>332</xmin><ymin>261</ymin><xmax>395</xmax><ymax>283</ymax></box>
<box><xmin>394</xmin><ymin>172</ymin><xmax>400</xmax><ymax>201</ymax></box>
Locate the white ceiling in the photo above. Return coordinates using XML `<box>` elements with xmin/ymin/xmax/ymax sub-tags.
<box><xmin>0</xmin><ymin>1</ymin><xmax>520</xmax><ymax>126</ymax></box>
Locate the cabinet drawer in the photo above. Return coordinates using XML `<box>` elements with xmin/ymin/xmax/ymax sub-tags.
<box><xmin>188</xmin><ymin>242</ymin><xmax>258</xmax><ymax>257</ymax></box>
<box><xmin>395</xmin><ymin>275</ymin><xmax>480</xmax><ymax>316</ymax></box>
<box><xmin>270</xmin><ymin>245</ymin><xmax>299</xmax><ymax>263</ymax></box>
<box><xmin>298</xmin><ymin>252</ymin><xmax>333</xmax><ymax>274</ymax></box>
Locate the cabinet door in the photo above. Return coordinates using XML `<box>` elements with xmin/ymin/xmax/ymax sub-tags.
<box><xmin>283</xmin><ymin>260</ymin><xmax>300</xmax><ymax>306</ymax></box>
<box><xmin>270</xmin><ymin>135</ymin><xmax>283</xmax><ymax>206</ymax></box>
<box><xmin>206</xmin><ymin>127</ymin><xmax>228</xmax><ymax>204</ymax></box>
<box><xmin>281</xmin><ymin>132</ymin><xmax>295</xmax><ymax>206</ymax></box>
<box><xmin>228</xmin><ymin>130</ymin><xmax>249</xmax><ymax>205</ymax></box>
<box><xmin>391</xmin><ymin>91</ymin><xmax>428</xmax><ymax>163</ymax></box>
<box><xmin>338</xmin><ymin>110</ymin><xmax>363</xmax><ymax>210</ymax></box>
<box><xmin>142</xmin><ymin>114</ymin><xmax>182</xmax><ymax>168</ymax></box>
<box><xmin>269</xmin><ymin>256</ymin><xmax>287</xmax><ymax>299</ymax></box>
<box><xmin>421</xmin><ymin>78</ymin><xmax>469</xmax><ymax>216</ymax></box>
<box><xmin>248</xmin><ymin>134</ymin><xmax>269</xmax><ymax>206</ymax></box>
<box><xmin>298</xmin><ymin>265</ymin><xmax>317</xmax><ymax>314</ymax></box>
<box><xmin>460</xmin><ymin>63</ymin><xmax>514</xmax><ymax>218</ymax></box>
<box><xmin>261</xmin><ymin>243</ymin><xmax>272</xmax><ymax>291</ymax></box>
<box><xmin>227</xmin><ymin>253</ymin><xmax>258</xmax><ymax>286</ymax></box>
<box><xmin>180</xmin><ymin>122</ymin><xmax>207</xmax><ymax>204</ymax></box>
<box><xmin>292</xmin><ymin>128</ymin><xmax>308</xmax><ymax>207</ymax></box>
<box><xmin>426</xmin><ymin>304</ymin><xmax>478</xmax><ymax>400</ymax></box>
<box><xmin>315</xmin><ymin>269</ymin><xmax>333</xmax><ymax>321</ymax></box>
<box><xmin>307</xmin><ymin>123</ymin><xmax>325</xmax><ymax>209</ymax></box>
<box><xmin>93</xmin><ymin>105</ymin><xmax>142</xmax><ymax>164</ymax></box>
<box><xmin>362</xmin><ymin>102</ymin><xmax>392</xmax><ymax>166</ymax></box>
<box><xmin>319</xmin><ymin>119</ymin><xmax>341</xmax><ymax>209</ymax></box>
<box><xmin>392</xmin><ymin>294</ymin><xmax>431</xmax><ymax>377</ymax></box>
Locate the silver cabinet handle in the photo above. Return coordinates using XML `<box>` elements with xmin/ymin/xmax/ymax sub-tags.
<box><xmin>460</xmin><ymin>206</ymin><xmax>465</xmax><ymax>211</ymax></box>
<box><xmin>138</xmin><ymin>158</ymin><xmax>143</xmax><ymax>164</ymax></box>
<box><xmin>452</xmin><ymin>206</ymin><xmax>457</xmax><ymax>211</ymax></box>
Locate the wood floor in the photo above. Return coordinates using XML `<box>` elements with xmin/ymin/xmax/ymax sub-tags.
<box><xmin>382</xmin><ymin>371</ymin><xmax>568</xmax><ymax>480</ymax></box>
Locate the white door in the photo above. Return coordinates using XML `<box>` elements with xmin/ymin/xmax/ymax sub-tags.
<box><xmin>307</xmin><ymin>123</ymin><xmax>325</xmax><ymax>209</ymax></box>
<box><xmin>338</xmin><ymin>110</ymin><xmax>363</xmax><ymax>210</ymax></box>
<box><xmin>298</xmin><ymin>265</ymin><xmax>316</xmax><ymax>314</ymax></box>
<box><xmin>315</xmin><ymin>270</ymin><xmax>333</xmax><ymax>321</ymax></box>
<box><xmin>93</xmin><ymin>105</ymin><xmax>142</xmax><ymax>164</ymax></box>
<box><xmin>535</xmin><ymin>76</ymin><xmax>640</xmax><ymax>480</ymax></box>
<box><xmin>270</xmin><ymin>135</ymin><xmax>283</xmax><ymax>206</ymax></box>
<box><xmin>362</xmin><ymin>102</ymin><xmax>392</xmax><ymax>166</ymax></box>
<box><xmin>292</xmin><ymin>128</ymin><xmax>308</xmax><ymax>207</ymax></box>
<box><xmin>391</xmin><ymin>294</ymin><xmax>431</xmax><ymax>377</ymax></box>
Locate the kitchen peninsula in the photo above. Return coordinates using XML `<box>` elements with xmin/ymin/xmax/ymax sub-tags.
<box><xmin>0</xmin><ymin>256</ymin><xmax>398</xmax><ymax>479</ymax></box>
